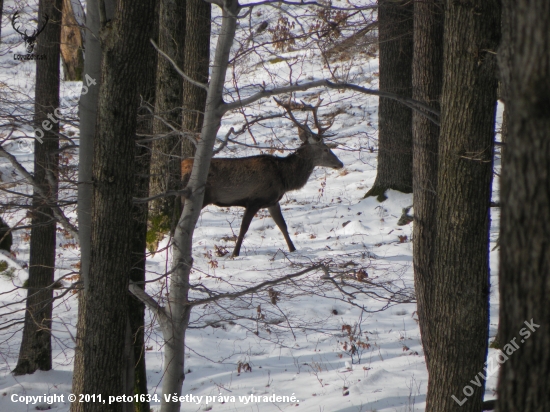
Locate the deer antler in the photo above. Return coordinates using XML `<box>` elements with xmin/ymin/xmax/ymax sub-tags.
<box><xmin>274</xmin><ymin>96</ymin><xmax>334</xmax><ymax>144</ymax></box>
<box><xmin>11</xmin><ymin>12</ymin><xmax>27</xmax><ymax>37</ymax></box>
<box><xmin>274</xmin><ymin>97</ymin><xmax>316</xmax><ymax>143</ymax></box>
<box><xmin>309</xmin><ymin>97</ymin><xmax>334</xmax><ymax>137</ymax></box>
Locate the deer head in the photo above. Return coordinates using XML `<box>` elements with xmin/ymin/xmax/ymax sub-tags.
<box><xmin>275</xmin><ymin>96</ymin><xmax>343</xmax><ymax>169</ymax></box>
<box><xmin>12</xmin><ymin>12</ymin><xmax>49</xmax><ymax>54</ymax></box>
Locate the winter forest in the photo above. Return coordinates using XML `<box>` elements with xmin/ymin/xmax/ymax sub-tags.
<box><xmin>0</xmin><ymin>0</ymin><xmax>548</xmax><ymax>411</ymax></box>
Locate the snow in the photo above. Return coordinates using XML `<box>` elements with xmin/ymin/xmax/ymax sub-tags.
<box><xmin>0</xmin><ymin>1</ymin><xmax>502</xmax><ymax>411</ymax></box>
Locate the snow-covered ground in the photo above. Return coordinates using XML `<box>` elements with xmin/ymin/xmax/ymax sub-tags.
<box><xmin>0</xmin><ymin>2</ymin><xmax>502</xmax><ymax>411</ymax></box>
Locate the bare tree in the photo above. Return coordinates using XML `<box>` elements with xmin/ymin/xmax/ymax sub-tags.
<box><xmin>81</xmin><ymin>0</ymin><xmax>157</xmax><ymax>410</ymax></box>
<box><xmin>182</xmin><ymin>0</ymin><xmax>210</xmax><ymax>157</ymax></box>
<box><xmin>71</xmin><ymin>0</ymin><xmax>109</xmax><ymax>409</ymax></box>
<box><xmin>13</xmin><ymin>0</ymin><xmax>62</xmax><ymax>376</ymax></box>
<box><xmin>147</xmin><ymin>0</ymin><xmax>185</xmax><ymax>251</ymax></box>
<box><xmin>411</xmin><ymin>0</ymin><xmax>443</xmax><ymax>371</ymax></box>
<box><xmin>426</xmin><ymin>0</ymin><xmax>500</xmax><ymax>410</ymax></box>
<box><xmin>364</xmin><ymin>0</ymin><xmax>413</xmax><ymax>199</ymax></box>
<box><xmin>496</xmin><ymin>1</ymin><xmax>550</xmax><ymax>411</ymax></box>
<box><xmin>128</xmin><ymin>4</ymin><xmax>158</xmax><ymax>410</ymax></box>
<box><xmin>60</xmin><ymin>0</ymin><xmax>84</xmax><ymax>81</ymax></box>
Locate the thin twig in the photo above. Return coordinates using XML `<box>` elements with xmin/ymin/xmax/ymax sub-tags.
<box><xmin>150</xmin><ymin>39</ymin><xmax>209</xmax><ymax>91</ymax></box>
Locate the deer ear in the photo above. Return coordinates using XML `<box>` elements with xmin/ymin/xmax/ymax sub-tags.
<box><xmin>298</xmin><ymin>128</ymin><xmax>320</xmax><ymax>145</ymax></box>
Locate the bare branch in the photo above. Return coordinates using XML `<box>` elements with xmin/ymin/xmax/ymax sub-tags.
<box><xmin>188</xmin><ymin>264</ymin><xmax>323</xmax><ymax>307</ymax></box>
<box><xmin>241</xmin><ymin>0</ymin><xmax>378</xmax><ymax>12</ymax></box>
<box><xmin>128</xmin><ymin>281</ymin><xmax>169</xmax><ymax>331</ymax></box>
<box><xmin>133</xmin><ymin>188</ymin><xmax>192</xmax><ymax>204</ymax></box>
<box><xmin>213</xmin><ymin>113</ymin><xmax>284</xmax><ymax>154</ymax></box>
<box><xmin>0</xmin><ymin>146</ymin><xmax>79</xmax><ymax>240</ymax></box>
<box><xmin>223</xmin><ymin>80</ymin><xmax>441</xmax><ymax>125</ymax></box>
<box><xmin>150</xmin><ymin>39</ymin><xmax>209</xmax><ymax>91</ymax></box>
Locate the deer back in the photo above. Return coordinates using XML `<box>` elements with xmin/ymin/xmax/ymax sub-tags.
<box><xmin>182</xmin><ymin>155</ymin><xmax>292</xmax><ymax>209</ymax></box>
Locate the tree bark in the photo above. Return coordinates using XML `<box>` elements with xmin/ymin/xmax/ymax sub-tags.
<box><xmin>182</xmin><ymin>0</ymin><xmax>210</xmax><ymax>158</ymax></box>
<box><xmin>82</xmin><ymin>0</ymin><xmax>156</xmax><ymax>410</ymax></box>
<box><xmin>159</xmin><ymin>1</ymin><xmax>238</xmax><ymax>410</ymax></box>
<box><xmin>147</xmin><ymin>0</ymin><xmax>186</xmax><ymax>251</ymax></box>
<box><xmin>128</xmin><ymin>7</ymin><xmax>158</xmax><ymax>410</ymax></box>
<box><xmin>426</xmin><ymin>1</ymin><xmax>500</xmax><ymax>411</ymax></box>
<box><xmin>61</xmin><ymin>0</ymin><xmax>84</xmax><ymax>81</ymax></box>
<box><xmin>490</xmin><ymin>0</ymin><xmax>515</xmax><ymax>352</ymax></box>
<box><xmin>72</xmin><ymin>0</ymin><xmax>107</xmax><ymax>409</ymax></box>
<box><xmin>496</xmin><ymin>1</ymin><xmax>550</xmax><ymax>411</ymax></box>
<box><xmin>411</xmin><ymin>0</ymin><xmax>443</xmax><ymax>372</ymax></box>
<box><xmin>13</xmin><ymin>0</ymin><xmax>62</xmax><ymax>376</ymax></box>
<box><xmin>365</xmin><ymin>0</ymin><xmax>413</xmax><ymax>199</ymax></box>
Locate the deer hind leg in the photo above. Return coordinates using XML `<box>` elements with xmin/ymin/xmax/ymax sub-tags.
<box><xmin>268</xmin><ymin>203</ymin><xmax>296</xmax><ymax>252</ymax></box>
<box><xmin>232</xmin><ymin>205</ymin><xmax>261</xmax><ymax>257</ymax></box>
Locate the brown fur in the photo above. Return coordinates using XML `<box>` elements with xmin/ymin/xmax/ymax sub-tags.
<box><xmin>182</xmin><ymin>142</ymin><xmax>343</xmax><ymax>256</ymax></box>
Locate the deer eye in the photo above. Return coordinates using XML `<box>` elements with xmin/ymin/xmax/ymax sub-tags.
<box><xmin>324</xmin><ymin>148</ymin><xmax>329</xmax><ymax>152</ymax></box>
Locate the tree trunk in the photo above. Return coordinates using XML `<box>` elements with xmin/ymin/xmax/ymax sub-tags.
<box><xmin>13</xmin><ymin>0</ymin><xmax>62</xmax><ymax>376</ymax></box>
<box><xmin>159</xmin><ymin>2</ymin><xmax>239</xmax><ymax>410</ymax></box>
<box><xmin>411</xmin><ymin>0</ymin><xmax>444</xmax><ymax>372</ymax></box>
<box><xmin>496</xmin><ymin>1</ymin><xmax>550</xmax><ymax>411</ymax></box>
<box><xmin>181</xmin><ymin>0</ymin><xmax>210</xmax><ymax>158</ymax></box>
<box><xmin>490</xmin><ymin>0</ymin><xmax>515</xmax><ymax>352</ymax></box>
<box><xmin>426</xmin><ymin>1</ymin><xmax>500</xmax><ymax>411</ymax></box>
<box><xmin>82</xmin><ymin>1</ymin><xmax>156</xmax><ymax>410</ymax></box>
<box><xmin>61</xmin><ymin>0</ymin><xmax>84</xmax><ymax>81</ymax></box>
<box><xmin>71</xmin><ymin>0</ymin><xmax>107</xmax><ymax>409</ymax></box>
<box><xmin>365</xmin><ymin>0</ymin><xmax>413</xmax><ymax>200</ymax></box>
<box><xmin>147</xmin><ymin>0</ymin><xmax>185</xmax><ymax>252</ymax></box>
<box><xmin>129</xmin><ymin>7</ymin><xmax>158</xmax><ymax>410</ymax></box>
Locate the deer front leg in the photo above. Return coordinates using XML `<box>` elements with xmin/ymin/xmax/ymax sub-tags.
<box><xmin>268</xmin><ymin>203</ymin><xmax>296</xmax><ymax>252</ymax></box>
<box><xmin>233</xmin><ymin>206</ymin><xmax>261</xmax><ymax>257</ymax></box>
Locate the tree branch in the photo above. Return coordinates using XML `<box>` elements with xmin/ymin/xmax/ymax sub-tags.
<box><xmin>133</xmin><ymin>188</ymin><xmax>192</xmax><ymax>204</ymax></box>
<box><xmin>188</xmin><ymin>264</ymin><xmax>323</xmax><ymax>307</ymax></box>
<box><xmin>241</xmin><ymin>0</ymin><xmax>378</xmax><ymax>12</ymax></box>
<box><xmin>150</xmin><ymin>39</ymin><xmax>209</xmax><ymax>91</ymax></box>
<box><xmin>222</xmin><ymin>79</ymin><xmax>441</xmax><ymax>125</ymax></box>
<box><xmin>0</xmin><ymin>146</ymin><xmax>79</xmax><ymax>240</ymax></box>
<box><xmin>128</xmin><ymin>281</ymin><xmax>169</xmax><ymax>330</ymax></box>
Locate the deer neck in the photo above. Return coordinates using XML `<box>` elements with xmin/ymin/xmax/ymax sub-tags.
<box><xmin>281</xmin><ymin>149</ymin><xmax>316</xmax><ymax>191</ymax></box>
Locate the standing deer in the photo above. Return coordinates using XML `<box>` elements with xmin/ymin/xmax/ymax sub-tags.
<box><xmin>181</xmin><ymin>99</ymin><xmax>343</xmax><ymax>257</ymax></box>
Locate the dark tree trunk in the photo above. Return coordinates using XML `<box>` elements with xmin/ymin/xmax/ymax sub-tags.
<box><xmin>490</xmin><ymin>0</ymin><xmax>515</xmax><ymax>352</ymax></box>
<box><xmin>13</xmin><ymin>0</ymin><xmax>62</xmax><ymax>376</ymax></box>
<box><xmin>496</xmin><ymin>1</ymin><xmax>550</xmax><ymax>411</ymax></box>
<box><xmin>365</xmin><ymin>0</ymin><xmax>413</xmax><ymax>200</ymax></box>
<box><xmin>147</xmin><ymin>0</ymin><xmax>185</xmax><ymax>250</ymax></box>
<box><xmin>496</xmin><ymin>0</ymin><xmax>513</xmax><ymax>148</ymax></box>
<box><xmin>128</xmin><ymin>6</ymin><xmax>158</xmax><ymax>410</ymax></box>
<box><xmin>426</xmin><ymin>1</ymin><xmax>500</xmax><ymax>411</ymax></box>
<box><xmin>181</xmin><ymin>0</ymin><xmax>210</xmax><ymax>158</ymax></box>
<box><xmin>411</xmin><ymin>0</ymin><xmax>444</xmax><ymax>371</ymax></box>
<box><xmin>83</xmin><ymin>0</ymin><xmax>156</xmax><ymax>410</ymax></box>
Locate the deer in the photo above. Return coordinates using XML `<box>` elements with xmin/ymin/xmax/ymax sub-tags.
<box><xmin>181</xmin><ymin>98</ymin><xmax>344</xmax><ymax>257</ymax></box>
